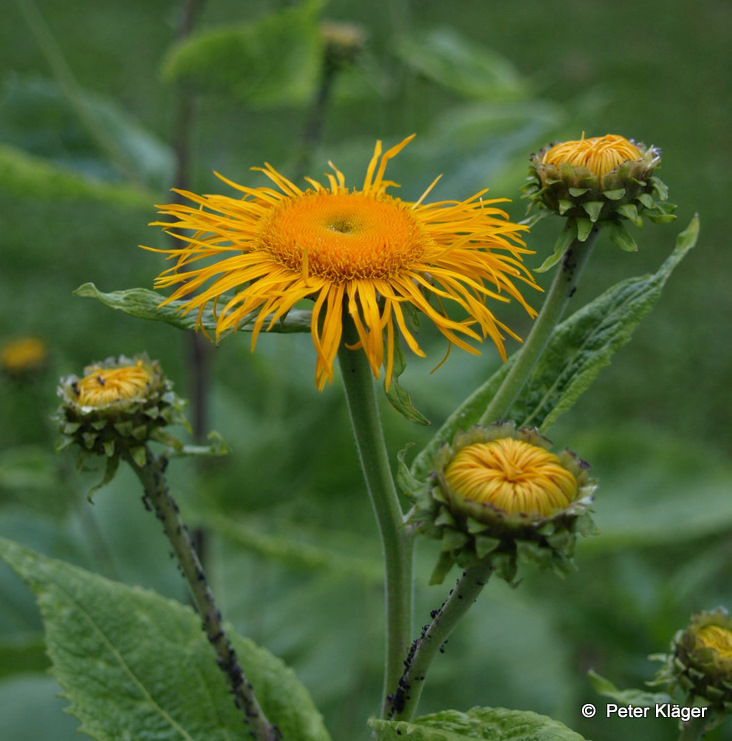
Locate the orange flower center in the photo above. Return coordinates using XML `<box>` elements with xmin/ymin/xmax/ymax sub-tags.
<box><xmin>542</xmin><ymin>134</ymin><xmax>642</xmax><ymax>177</ymax></box>
<box><xmin>445</xmin><ymin>438</ymin><xmax>577</xmax><ymax>517</ymax></box>
<box><xmin>696</xmin><ymin>625</ymin><xmax>732</xmax><ymax>662</ymax></box>
<box><xmin>75</xmin><ymin>362</ymin><xmax>152</xmax><ymax>407</ymax></box>
<box><xmin>255</xmin><ymin>191</ymin><xmax>430</xmax><ymax>282</ymax></box>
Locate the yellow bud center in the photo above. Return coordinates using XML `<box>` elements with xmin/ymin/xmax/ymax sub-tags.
<box><xmin>75</xmin><ymin>361</ymin><xmax>152</xmax><ymax>407</ymax></box>
<box><xmin>255</xmin><ymin>192</ymin><xmax>429</xmax><ymax>282</ymax></box>
<box><xmin>696</xmin><ymin>625</ymin><xmax>732</xmax><ymax>662</ymax></box>
<box><xmin>445</xmin><ymin>438</ymin><xmax>577</xmax><ymax>517</ymax></box>
<box><xmin>542</xmin><ymin>134</ymin><xmax>642</xmax><ymax>177</ymax></box>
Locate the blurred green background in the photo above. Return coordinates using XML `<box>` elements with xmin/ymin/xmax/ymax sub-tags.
<box><xmin>0</xmin><ymin>1</ymin><xmax>730</xmax><ymax>740</ymax></box>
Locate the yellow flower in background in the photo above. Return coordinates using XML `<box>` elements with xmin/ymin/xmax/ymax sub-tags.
<box><xmin>654</xmin><ymin>608</ymin><xmax>732</xmax><ymax>714</ymax></box>
<box><xmin>145</xmin><ymin>136</ymin><xmax>539</xmax><ymax>390</ymax></box>
<box><xmin>1</xmin><ymin>336</ymin><xmax>48</xmax><ymax>376</ymax></box>
<box><xmin>541</xmin><ymin>134</ymin><xmax>643</xmax><ymax>177</ymax></box>
<box><xmin>73</xmin><ymin>360</ymin><xmax>153</xmax><ymax>407</ymax></box>
<box><xmin>444</xmin><ymin>437</ymin><xmax>577</xmax><ymax>517</ymax></box>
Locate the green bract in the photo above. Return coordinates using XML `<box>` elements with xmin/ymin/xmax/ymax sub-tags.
<box><xmin>401</xmin><ymin>422</ymin><xmax>596</xmax><ymax>585</ymax></box>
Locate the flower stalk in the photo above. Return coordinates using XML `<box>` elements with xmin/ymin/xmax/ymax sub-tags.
<box><xmin>123</xmin><ymin>445</ymin><xmax>280</xmax><ymax>741</ymax></box>
<box><xmin>479</xmin><ymin>229</ymin><xmax>599</xmax><ymax>425</ymax></box>
<box><xmin>677</xmin><ymin>715</ymin><xmax>711</xmax><ymax>741</ymax></box>
<box><xmin>337</xmin><ymin>312</ymin><xmax>414</xmax><ymax>718</ymax></box>
<box><xmin>388</xmin><ymin>559</ymin><xmax>494</xmax><ymax>721</ymax></box>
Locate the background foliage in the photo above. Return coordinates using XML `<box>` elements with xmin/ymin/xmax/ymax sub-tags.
<box><xmin>0</xmin><ymin>1</ymin><xmax>730</xmax><ymax>740</ymax></box>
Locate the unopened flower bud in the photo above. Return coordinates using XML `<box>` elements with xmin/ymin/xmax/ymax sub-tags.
<box><xmin>55</xmin><ymin>354</ymin><xmax>188</xmax><ymax>493</ymax></box>
<box><xmin>405</xmin><ymin>422</ymin><xmax>596</xmax><ymax>584</ymax></box>
<box><xmin>524</xmin><ymin>133</ymin><xmax>675</xmax><ymax>252</ymax></box>
<box><xmin>653</xmin><ymin>608</ymin><xmax>732</xmax><ymax>715</ymax></box>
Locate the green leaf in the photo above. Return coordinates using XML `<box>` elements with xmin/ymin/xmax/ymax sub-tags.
<box><xmin>0</xmin><ymin>536</ymin><xmax>332</xmax><ymax>741</ymax></box>
<box><xmin>535</xmin><ymin>220</ymin><xmax>576</xmax><ymax>273</ymax></box>
<box><xmin>202</xmin><ymin>512</ymin><xmax>383</xmax><ymax>585</ymax></box>
<box><xmin>397</xmin><ymin>27</ymin><xmax>527</xmax><ymax>100</ymax></box>
<box><xmin>608</xmin><ymin>221</ymin><xmax>638</xmax><ymax>252</ymax></box>
<box><xmin>410</xmin><ymin>215</ymin><xmax>699</xmax><ymax>480</ymax></box>
<box><xmin>161</xmin><ymin>0</ymin><xmax>324</xmax><ymax>108</ymax></box>
<box><xmin>0</xmin><ymin>144</ymin><xmax>151</xmax><ymax>206</ymax></box>
<box><xmin>513</xmin><ymin>215</ymin><xmax>699</xmax><ymax>430</ymax></box>
<box><xmin>74</xmin><ymin>282</ymin><xmax>312</xmax><ymax>337</ymax></box>
<box><xmin>0</xmin><ymin>636</ymin><xmax>49</xmax><ymax>680</ymax></box>
<box><xmin>384</xmin><ymin>341</ymin><xmax>431</xmax><ymax>425</ymax></box>
<box><xmin>589</xmin><ymin>670</ymin><xmax>673</xmax><ymax>707</ymax></box>
<box><xmin>0</xmin><ymin>76</ymin><xmax>174</xmax><ymax>190</ymax></box>
<box><xmin>370</xmin><ymin>706</ymin><xmax>587</xmax><ymax>740</ymax></box>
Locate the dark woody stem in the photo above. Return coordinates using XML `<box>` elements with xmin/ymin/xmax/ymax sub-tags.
<box><xmin>387</xmin><ymin>559</ymin><xmax>494</xmax><ymax>722</ymax></box>
<box><xmin>124</xmin><ymin>446</ymin><xmax>280</xmax><ymax>741</ymax></box>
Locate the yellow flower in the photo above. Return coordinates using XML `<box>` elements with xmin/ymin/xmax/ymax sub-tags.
<box><xmin>541</xmin><ymin>134</ymin><xmax>643</xmax><ymax>177</ymax></box>
<box><xmin>73</xmin><ymin>360</ymin><xmax>153</xmax><ymax>407</ymax></box>
<box><xmin>444</xmin><ymin>437</ymin><xmax>577</xmax><ymax>517</ymax></box>
<box><xmin>145</xmin><ymin>136</ymin><xmax>538</xmax><ymax>390</ymax></box>
<box><xmin>1</xmin><ymin>336</ymin><xmax>48</xmax><ymax>375</ymax></box>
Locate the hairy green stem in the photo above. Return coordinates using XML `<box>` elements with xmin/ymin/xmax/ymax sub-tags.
<box><xmin>388</xmin><ymin>559</ymin><xmax>494</xmax><ymax>721</ymax></box>
<box><xmin>124</xmin><ymin>446</ymin><xmax>280</xmax><ymax>741</ymax></box>
<box><xmin>337</xmin><ymin>316</ymin><xmax>414</xmax><ymax>719</ymax></box>
<box><xmin>479</xmin><ymin>229</ymin><xmax>599</xmax><ymax>426</ymax></box>
<box><xmin>677</xmin><ymin>715</ymin><xmax>711</xmax><ymax>741</ymax></box>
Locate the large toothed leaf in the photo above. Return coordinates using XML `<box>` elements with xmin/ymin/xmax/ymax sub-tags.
<box><xmin>370</xmin><ymin>707</ymin><xmax>586</xmax><ymax>740</ymax></box>
<box><xmin>397</xmin><ymin>27</ymin><xmax>527</xmax><ymax>101</ymax></box>
<box><xmin>512</xmin><ymin>214</ymin><xmax>699</xmax><ymax>430</ymax></box>
<box><xmin>74</xmin><ymin>282</ymin><xmax>312</xmax><ymax>337</ymax></box>
<box><xmin>0</xmin><ymin>536</ymin><xmax>331</xmax><ymax>741</ymax></box>
<box><xmin>410</xmin><ymin>215</ymin><xmax>699</xmax><ymax>480</ymax></box>
<box><xmin>161</xmin><ymin>0</ymin><xmax>324</xmax><ymax>108</ymax></box>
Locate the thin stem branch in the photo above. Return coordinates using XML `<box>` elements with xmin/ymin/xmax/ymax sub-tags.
<box><xmin>293</xmin><ymin>55</ymin><xmax>338</xmax><ymax>182</ymax></box>
<box><xmin>479</xmin><ymin>228</ymin><xmax>599</xmax><ymax>426</ymax></box>
<box><xmin>15</xmin><ymin>0</ymin><xmax>144</xmax><ymax>186</ymax></box>
<box><xmin>336</xmin><ymin>316</ymin><xmax>414</xmax><ymax>719</ymax></box>
<box><xmin>387</xmin><ymin>559</ymin><xmax>494</xmax><ymax>722</ymax></box>
<box><xmin>124</xmin><ymin>446</ymin><xmax>280</xmax><ymax>741</ymax></box>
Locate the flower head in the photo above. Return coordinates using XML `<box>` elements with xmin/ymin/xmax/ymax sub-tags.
<box><xmin>524</xmin><ymin>133</ymin><xmax>675</xmax><ymax>251</ymax></box>
<box><xmin>541</xmin><ymin>134</ymin><xmax>644</xmax><ymax>177</ymax></box>
<box><xmin>319</xmin><ymin>20</ymin><xmax>367</xmax><ymax>70</ymax></box>
<box><xmin>653</xmin><ymin>608</ymin><xmax>732</xmax><ymax>715</ymax></box>
<box><xmin>1</xmin><ymin>336</ymin><xmax>49</xmax><ymax>377</ymax></box>
<box><xmin>145</xmin><ymin>136</ymin><xmax>539</xmax><ymax>390</ymax></box>
<box><xmin>55</xmin><ymin>355</ymin><xmax>188</xmax><ymax>494</ymax></box>
<box><xmin>404</xmin><ymin>423</ymin><xmax>596</xmax><ymax>584</ymax></box>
